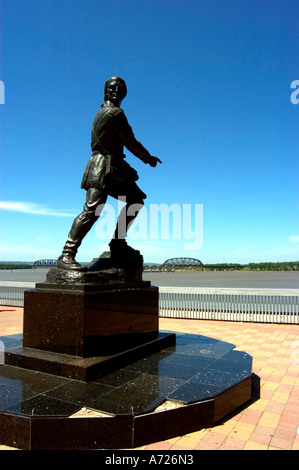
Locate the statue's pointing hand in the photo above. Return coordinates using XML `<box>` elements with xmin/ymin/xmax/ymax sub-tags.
<box><xmin>149</xmin><ymin>156</ymin><xmax>162</xmax><ymax>167</ymax></box>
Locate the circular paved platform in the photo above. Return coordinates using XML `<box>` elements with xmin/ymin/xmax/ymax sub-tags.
<box><xmin>0</xmin><ymin>331</ymin><xmax>253</xmax><ymax>449</ymax></box>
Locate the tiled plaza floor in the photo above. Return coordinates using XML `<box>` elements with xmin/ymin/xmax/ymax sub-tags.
<box><xmin>0</xmin><ymin>306</ymin><xmax>298</xmax><ymax>450</ymax></box>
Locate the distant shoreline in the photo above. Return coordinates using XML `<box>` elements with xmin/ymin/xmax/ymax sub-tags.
<box><xmin>1</xmin><ymin>261</ymin><xmax>299</xmax><ymax>272</ymax></box>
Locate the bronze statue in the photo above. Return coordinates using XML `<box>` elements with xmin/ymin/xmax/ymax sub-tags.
<box><xmin>57</xmin><ymin>77</ymin><xmax>161</xmax><ymax>271</ymax></box>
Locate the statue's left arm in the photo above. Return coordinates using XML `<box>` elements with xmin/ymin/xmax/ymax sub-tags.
<box><xmin>116</xmin><ymin>112</ymin><xmax>162</xmax><ymax>166</ymax></box>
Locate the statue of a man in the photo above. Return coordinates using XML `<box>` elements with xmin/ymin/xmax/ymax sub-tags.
<box><xmin>57</xmin><ymin>77</ymin><xmax>161</xmax><ymax>271</ymax></box>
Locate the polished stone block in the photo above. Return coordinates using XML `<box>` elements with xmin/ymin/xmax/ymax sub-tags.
<box><xmin>5</xmin><ymin>332</ymin><xmax>176</xmax><ymax>381</ymax></box>
<box><xmin>6</xmin><ymin>284</ymin><xmax>176</xmax><ymax>381</ymax></box>
<box><xmin>133</xmin><ymin>400</ymin><xmax>215</xmax><ymax>447</ymax></box>
<box><xmin>0</xmin><ymin>332</ymin><xmax>255</xmax><ymax>449</ymax></box>
<box><xmin>23</xmin><ymin>287</ymin><xmax>159</xmax><ymax>356</ymax></box>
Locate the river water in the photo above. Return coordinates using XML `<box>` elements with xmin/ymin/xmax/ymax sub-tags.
<box><xmin>0</xmin><ymin>268</ymin><xmax>298</xmax><ymax>289</ymax></box>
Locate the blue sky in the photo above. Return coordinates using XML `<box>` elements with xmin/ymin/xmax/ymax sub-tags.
<box><xmin>0</xmin><ymin>0</ymin><xmax>298</xmax><ymax>264</ymax></box>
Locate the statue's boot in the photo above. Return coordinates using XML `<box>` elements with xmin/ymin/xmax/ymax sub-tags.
<box><xmin>57</xmin><ymin>210</ymin><xmax>97</xmax><ymax>271</ymax></box>
<box><xmin>57</xmin><ymin>254</ymin><xmax>87</xmax><ymax>271</ymax></box>
<box><xmin>108</xmin><ymin>238</ymin><xmax>139</xmax><ymax>259</ymax></box>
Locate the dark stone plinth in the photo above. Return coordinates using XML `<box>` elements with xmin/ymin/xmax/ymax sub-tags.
<box><xmin>5</xmin><ymin>332</ymin><xmax>176</xmax><ymax>381</ymax></box>
<box><xmin>0</xmin><ymin>254</ymin><xmax>257</xmax><ymax>449</ymax></box>
<box><xmin>0</xmin><ymin>332</ymin><xmax>256</xmax><ymax>450</ymax></box>
<box><xmin>6</xmin><ymin>278</ymin><xmax>175</xmax><ymax>381</ymax></box>
<box><xmin>22</xmin><ymin>287</ymin><xmax>159</xmax><ymax>357</ymax></box>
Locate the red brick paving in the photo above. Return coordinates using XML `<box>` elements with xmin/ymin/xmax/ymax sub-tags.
<box><xmin>0</xmin><ymin>307</ymin><xmax>298</xmax><ymax>450</ymax></box>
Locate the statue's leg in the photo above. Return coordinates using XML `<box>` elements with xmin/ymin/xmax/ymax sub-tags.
<box><xmin>109</xmin><ymin>182</ymin><xmax>146</xmax><ymax>255</ymax></box>
<box><xmin>57</xmin><ymin>188</ymin><xmax>107</xmax><ymax>270</ymax></box>
<box><xmin>112</xmin><ymin>198</ymin><xmax>144</xmax><ymax>241</ymax></box>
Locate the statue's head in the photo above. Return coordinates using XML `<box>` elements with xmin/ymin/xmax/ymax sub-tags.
<box><xmin>104</xmin><ymin>76</ymin><xmax>127</xmax><ymax>106</ymax></box>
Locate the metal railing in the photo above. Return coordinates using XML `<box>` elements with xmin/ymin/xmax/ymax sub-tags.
<box><xmin>159</xmin><ymin>287</ymin><xmax>299</xmax><ymax>324</ymax></box>
<box><xmin>1</xmin><ymin>282</ymin><xmax>298</xmax><ymax>324</ymax></box>
<box><xmin>0</xmin><ymin>281</ymin><xmax>35</xmax><ymax>307</ymax></box>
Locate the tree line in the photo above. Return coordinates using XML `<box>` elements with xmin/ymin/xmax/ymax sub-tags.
<box><xmin>202</xmin><ymin>261</ymin><xmax>299</xmax><ymax>271</ymax></box>
<box><xmin>0</xmin><ymin>263</ymin><xmax>33</xmax><ymax>270</ymax></box>
<box><xmin>1</xmin><ymin>261</ymin><xmax>299</xmax><ymax>271</ymax></box>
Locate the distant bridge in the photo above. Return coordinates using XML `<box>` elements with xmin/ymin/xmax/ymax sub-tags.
<box><xmin>162</xmin><ymin>257</ymin><xmax>203</xmax><ymax>267</ymax></box>
<box><xmin>32</xmin><ymin>259</ymin><xmax>57</xmax><ymax>268</ymax></box>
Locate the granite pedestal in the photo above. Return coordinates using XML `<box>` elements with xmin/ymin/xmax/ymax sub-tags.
<box><xmin>5</xmin><ymin>265</ymin><xmax>176</xmax><ymax>380</ymax></box>
<box><xmin>1</xmin><ymin>254</ymin><xmax>256</xmax><ymax>449</ymax></box>
<box><xmin>23</xmin><ymin>286</ymin><xmax>161</xmax><ymax>355</ymax></box>
<box><xmin>1</xmin><ymin>332</ymin><xmax>254</xmax><ymax>450</ymax></box>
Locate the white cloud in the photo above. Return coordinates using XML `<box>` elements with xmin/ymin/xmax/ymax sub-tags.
<box><xmin>0</xmin><ymin>201</ymin><xmax>76</xmax><ymax>217</ymax></box>
<box><xmin>290</xmin><ymin>236</ymin><xmax>299</xmax><ymax>243</ymax></box>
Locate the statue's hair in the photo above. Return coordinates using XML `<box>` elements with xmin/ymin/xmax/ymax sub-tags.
<box><xmin>104</xmin><ymin>76</ymin><xmax>127</xmax><ymax>100</ymax></box>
